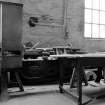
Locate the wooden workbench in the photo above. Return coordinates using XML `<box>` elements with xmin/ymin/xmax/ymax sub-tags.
<box><xmin>50</xmin><ymin>53</ymin><xmax>105</xmax><ymax>105</ymax></box>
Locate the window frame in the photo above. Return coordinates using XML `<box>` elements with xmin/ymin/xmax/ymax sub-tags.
<box><xmin>84</xmin><ymin>0</ymin><xmax>105</xmax><ymax>39</ymax></box>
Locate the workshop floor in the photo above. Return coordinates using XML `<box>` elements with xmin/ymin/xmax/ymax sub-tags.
<box><xmin>1</xmin><ymin>84</ymin><xmax>105</xmax><ymax>105</ymax></box>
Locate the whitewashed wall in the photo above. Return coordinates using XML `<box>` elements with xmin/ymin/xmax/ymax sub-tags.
<box><xmin>1</xmin><ymin>0</ymin><xmax>105</xmax><ymax>52</ymax></box>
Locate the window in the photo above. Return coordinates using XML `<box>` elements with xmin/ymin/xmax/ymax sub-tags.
<box><xmin>84</xmin><ymin>0</ymin><xmax>105</xmax><ymax>38</ymax></box>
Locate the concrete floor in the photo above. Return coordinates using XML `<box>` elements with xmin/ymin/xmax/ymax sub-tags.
<box><xmin>1</xmin><ymin>84</ymin><xmax>105</xmax><ymax>105</ymax></box>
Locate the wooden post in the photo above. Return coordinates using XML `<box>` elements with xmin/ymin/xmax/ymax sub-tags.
<box><xmin>0</xmin><ymin>70</ymin><xmax>8</xmax><ymax>101</ymax></box>
<box><xmin>77</xmin><ymin>61</ymin><xmax>82</xmax><ymax>105</ymax></box>
<box><xmin>103</xmin><ymin>66</ymin><xmax>105</xmax><ymax>83</ymax></box>
<box><xmin>69</xmin><ymin>67</ymin><xmax>77</xmax><ymax>88</ymax></box>
<box><xmin>59</xmin><ymin>59</ymin><xmax>64</xmax><ymax>93</ymax></box>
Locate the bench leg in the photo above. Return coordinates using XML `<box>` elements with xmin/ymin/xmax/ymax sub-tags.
<box><xmin>15</xmin><ymin>72</ymin><xmax>24</xmax><ymax>91</ymax></box>
<box><xmin>70</xmin><ymin>67</ymin><xmax>88</xmax><ymax>89</ymax></box>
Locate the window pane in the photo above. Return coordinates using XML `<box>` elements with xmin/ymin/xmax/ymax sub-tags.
<box><xmin>92</xmin><ymin>24</ymin><xmax>99</xmax><ymax>38</ymax></box>
<box><xmin>100</xmin><ymin>0</ymin><xmax>105</xmax><ymax>11</ymax></box>
<box><xmin>100</xmin><ymin>25</ymin><xmax>105</xmax><ymax>38</ymax></box>
<box><xmin>93</xmin><ymin>0</ymin><xmax>99</xmax><ymax>10</ymax></box>
<box><xmin>85</xmin><ymin>0</ymin><xmax>92</xmax><ymax>8</ymax></box>
<box><xmin>84</xmin><ymin>24</ymin><xmax>91</xmax><ymax>37</ymax></box>
<box><xmin>85</xmin><ymin>9</ymin><xmax>92</xmax><ymax>23</ymax></box>
<box><xmin>93</xmin><ymin>10</ymin><xmax>99</xmax><ymax>24</ymax></box>
<box><xmin>100</xmin><ymin>11</ymin><xmax>105</xmax><ymax>24</ymax></box>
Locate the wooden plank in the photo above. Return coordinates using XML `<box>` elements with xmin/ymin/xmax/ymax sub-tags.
<box><xmin>50</xmin><ymin>53</ymin><xmax>105</xmax><ymax>58</ymax></box>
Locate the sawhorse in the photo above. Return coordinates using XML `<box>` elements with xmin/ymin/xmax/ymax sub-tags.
<box><xmin>70</xmin><ymin>67</ymin><xmax>88</xmax><ymax>88</ymax></box>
